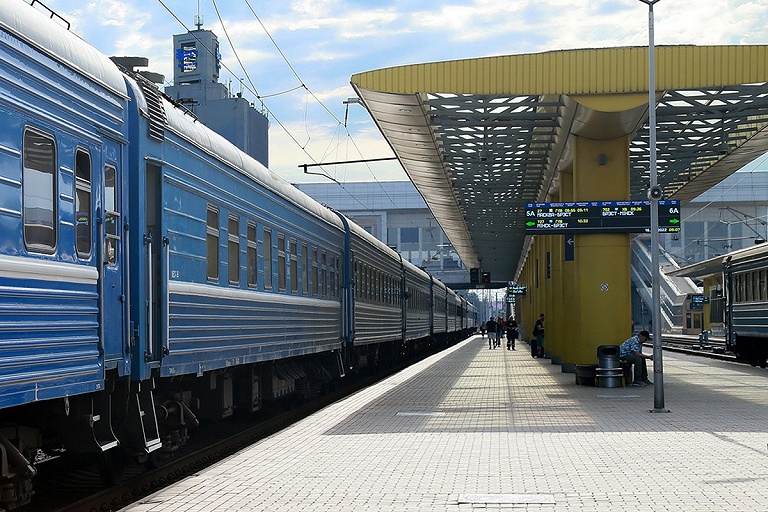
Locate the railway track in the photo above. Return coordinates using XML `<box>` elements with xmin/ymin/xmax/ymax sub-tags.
<box><xmin>656</xmin><ymin>333</ymin><xmax>734</xmax><ymax>361</ymax></box>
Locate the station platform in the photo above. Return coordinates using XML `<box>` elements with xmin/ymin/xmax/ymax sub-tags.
<box><xmin>121</xmin><ymin>335</ymin><xmax>768</xmax><ymax>511</ymax></box>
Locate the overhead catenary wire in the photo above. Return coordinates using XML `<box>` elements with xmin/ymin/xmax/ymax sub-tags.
<box><xmin>214</xmin><ymin>1</ymin><xmax>431</xmax><ymax>234</ymax></box>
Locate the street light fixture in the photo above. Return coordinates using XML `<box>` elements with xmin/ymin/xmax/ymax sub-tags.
<box><xmin>638</xmin><ymin>0</ymin><xmax>668</xmax><ymax>412</ymax></box>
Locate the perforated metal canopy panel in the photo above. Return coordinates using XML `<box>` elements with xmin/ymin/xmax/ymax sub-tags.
<box><xmin>351</xmin><ymin>46</ymin><xmax>768</xmax><ymax>282</ymax></box>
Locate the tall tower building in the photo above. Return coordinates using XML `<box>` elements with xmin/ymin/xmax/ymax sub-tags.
<box><xmin>164</xmin><ymin>21</ymin><xmax>270</xmax><ymax>167</ymax></box>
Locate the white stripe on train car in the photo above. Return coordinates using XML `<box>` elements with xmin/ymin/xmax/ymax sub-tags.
<box><xmin>0</xmin><ymin>254</ymin><xmax>98</xmax><ymax>285</ymax></box>
<box><xmin>169</xmin><ymin>280</ymin><xmax>340</xmax><ymax>309</ymax></box>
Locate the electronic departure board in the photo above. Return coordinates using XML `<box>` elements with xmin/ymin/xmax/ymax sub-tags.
<box><xmin>524</xmin><ymin>200</ymin><xmax>681</xmax><ymax>234</ymax></box>
<box><xmin>690</xmin><ymin>295</ymin><xmax>710</xmax><ymax>309</ymax></box>
<box><xmin>507</xmin><ymin>284</ymin><xmax>527</xmax><ymax>295</ymax></box>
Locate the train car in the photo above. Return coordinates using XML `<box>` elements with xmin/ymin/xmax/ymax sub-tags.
<box><xmin>723</xmin><ymin>242</ymin><xmax>768</xmax><ymax>367</ymax></box>
<box><xmin>345</xmin><ymin>220</ymin><xmax>403</xmax><ymax>345</ymax></box>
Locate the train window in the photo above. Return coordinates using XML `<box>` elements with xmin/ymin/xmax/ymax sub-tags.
<box><xmin>290</xmin><ymin>240</ymin><xmax>298</xmax><ymax>293</ymax></box>
<box><xmin>277</xmin><ymin>234</ymin><xmax>286</xmax><ymax>291</ymax></box>
<box><xmin>263</xmin><ymin>228</ymin><xmax>272</xmax><ymax>290</ymax></box>
<box><xmin>752</xmin><ymin>271</ymin><xmax>759</xmax><ymax>302</ymax></box>
<box><xmin>75</xmin><ymin>149</ymin><xmax>91</xmax><ymax>258</ymax></box>
<box><xmin>228</xmin><ymin>215</ymin><xmax>239</xmax><ymax>285</ymax></box>
<box><xmin>206</xmin><ymin>205</ymin><xmax>219</xmax><ymax>280</ymax></box>
<box><xmin>312</xmin><ymin>247</ymin><xmax>319</xmax><ymax>296</ymax></box>
<box><xmin>760</xmin><ymin>270</ymin><xmax>767</xmax><ymax>302</ymax></box>
<box><xmin>104</xmin><ymin>165</ymin><xmax>119</xmax><ymax>266</ymax></box>
<box><xmin>331</xmin><ymin>256</ymin><xmax>339</xmax><ymax>298</ymax></box>
<box><xmin>301</xmin><ymin>243</ymin><xmax>308</xmax><ymax>295</ymax></box>
<box><xmin>354</xmin><ymin>261</ymin><xmax>359</xmax><ymax>299</ymax></box>
<box><xmin>736</xmin><ymin>273</ymin><xmax>744</xmax><ymax>303</ymax></box>
<box><xmin>247</xmin><ymin>222</ymin><xmax>257</xmax><ymax>287</ymax></box>
<box><xmin>321</xmin><ymin>251</ymin><xmax>327</xmax><ymax>298</ymax></box>
<box><xmin>369</xmin><ymin>266</ymin><xmax>374</xmax><ymax>301</ymax></box>
<box><xmin>23</xmin><ymin>129</ymin><xmax>57</xmax><ymax>253</ymax></box>
<box><xmin>359</xmin><ymin>263</ymin><xmax>364</xmax><ymax>300</ymax></box>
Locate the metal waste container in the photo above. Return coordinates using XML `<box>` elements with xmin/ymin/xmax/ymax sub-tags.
<box><xmin>595</xmin><ymin>345</ymin><xmax>622</xmax><ymax>388</ymax></box>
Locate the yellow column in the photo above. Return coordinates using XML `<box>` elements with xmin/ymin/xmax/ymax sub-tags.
<box><xmin>572</xmin><ymin>134</ymin><xmax>632</xmax><ymax>364</ymax></box>
<box><xmin>549</xmin><ymin>231</ymin><xmax>564</xmax><ymax>364</ymax></box>
<box><xmin>559</xmin><ymin>167</ymin><xmax>579</xmax><ymax>372</ymax></box>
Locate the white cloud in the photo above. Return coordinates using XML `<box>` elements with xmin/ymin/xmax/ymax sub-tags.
<box><xmin>62</xmin><ymin>0</ymin><xmax>145</xmax><ymax>31</ymax></box>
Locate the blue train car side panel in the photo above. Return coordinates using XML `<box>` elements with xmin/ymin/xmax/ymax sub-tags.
<box><xmin>0</xmin><ymin>259</ymin><xmax>102</xmax><ymax>408</ymax></box>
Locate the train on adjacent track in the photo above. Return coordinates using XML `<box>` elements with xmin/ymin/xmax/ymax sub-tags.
<box><xmin>0</xmin><ymin>1</ymin><xmax>476</xmax><ymax>508</ymax></box>
<box><xmin>722</xmin><ymin>242</ymin><xmax>768</xmax><ymax>367</ymax></box>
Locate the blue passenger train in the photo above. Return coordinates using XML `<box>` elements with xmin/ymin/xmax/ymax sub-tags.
<box><xmin>0</xmin><ymin>1</ymin><xmax>476</xmax><ymax>508</ymax></box>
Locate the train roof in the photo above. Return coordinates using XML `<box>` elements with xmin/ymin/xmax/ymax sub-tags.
<box><xmin>667</xmin><ymin>241</ymin><xmax>768</xmax><ymax>278</ymax></box>
<box><xmin>0</xmin><ymin>0</ymin><xmax>128</xmax><ymax>98</ymax></box>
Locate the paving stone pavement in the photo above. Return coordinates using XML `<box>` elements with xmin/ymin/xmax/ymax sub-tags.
<box><xmin>121</xmin><ymin>335</ymin><xmax>768</xmax><ymax>511</ymax></box>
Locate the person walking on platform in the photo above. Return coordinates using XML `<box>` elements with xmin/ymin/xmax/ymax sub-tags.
<box><xmin>619</xmin><ymin>330</ymin><xmax>653</xmax><ymax>386</ymax></box>
<box><xmin>496</xmin><ymin>315</ymin><xmax>504</xmax><ymax>348</ymax></box>
<box><xmin>506</xmin><ymin>317</ymin><xmax>518</xmax><ymax>350</ymax></box>
<box><xmin>533</xmin><ymin>313</ymin><xmax>545</xmax><ymax>353</ymax></box>
<box><xmin>485</xmin><ymin>316</ymin><xmax>497</xmax><ymax>349</ymax></box>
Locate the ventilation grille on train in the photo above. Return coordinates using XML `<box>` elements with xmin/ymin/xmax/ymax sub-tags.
<box><xmin>138</xmin><ymin>78</ymin><xmax>166</xmax><ymax>142</ymax></box>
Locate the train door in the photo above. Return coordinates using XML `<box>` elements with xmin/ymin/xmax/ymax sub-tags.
<box><xmin>144</xmin><ymin>162</ymin><xmax>164</xmax><ymax>364</ymax></box>
<box><xmin>101</xmin><ymin>140</ymin><xmax>127</xmax><ymax>368</ymax></box>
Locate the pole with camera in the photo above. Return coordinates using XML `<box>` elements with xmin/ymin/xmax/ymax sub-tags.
<box><xmin>639</xmin><ymin>0</ymin><xmax>668</xmax><ymax>412</ymax></box>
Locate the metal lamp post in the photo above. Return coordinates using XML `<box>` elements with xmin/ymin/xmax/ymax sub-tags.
<box><xmin>638</xmin><ymin>0</ymin><xmax>668</xmax><ymax>412</ymax></box>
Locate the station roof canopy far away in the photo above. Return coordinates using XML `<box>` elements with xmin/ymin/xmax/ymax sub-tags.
<box><xmin>350</xmin><ymin>45</ymin><xmax>768</xmax><ymax>283</ymax></box>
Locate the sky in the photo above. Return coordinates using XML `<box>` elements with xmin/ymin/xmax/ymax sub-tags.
<box><xmin>41</xmin><ymin>0</ymin><xmax>768</xmax><ymax>185</ymax></box>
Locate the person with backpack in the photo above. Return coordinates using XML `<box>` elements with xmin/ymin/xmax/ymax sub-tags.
<box><xmin>506</xmin><ymin>317</ymin><xmax>518</xmax><ymax>350</ymax></box>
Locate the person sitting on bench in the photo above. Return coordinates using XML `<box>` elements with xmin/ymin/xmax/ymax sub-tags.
<box><xmin>619</xmin><ymin>330</ymin><xmax>653</xmax><ymax>387</ymax></box>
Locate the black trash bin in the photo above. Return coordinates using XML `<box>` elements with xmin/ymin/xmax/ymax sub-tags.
<box><xmin>597</xmin><ymin>345</ymin><xmax>620</xmax><ymax>367</ymax></box>
<box><xmin>596</xmin><ymin>345</ymin><xmax>622</xmax><ymax>387</ymax></box>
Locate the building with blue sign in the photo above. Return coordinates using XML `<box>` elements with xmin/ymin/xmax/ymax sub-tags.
<box><xmin>164</xmin><ymin>22</ymin><xmax>270</xmax><ymax>167</ymax></box>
